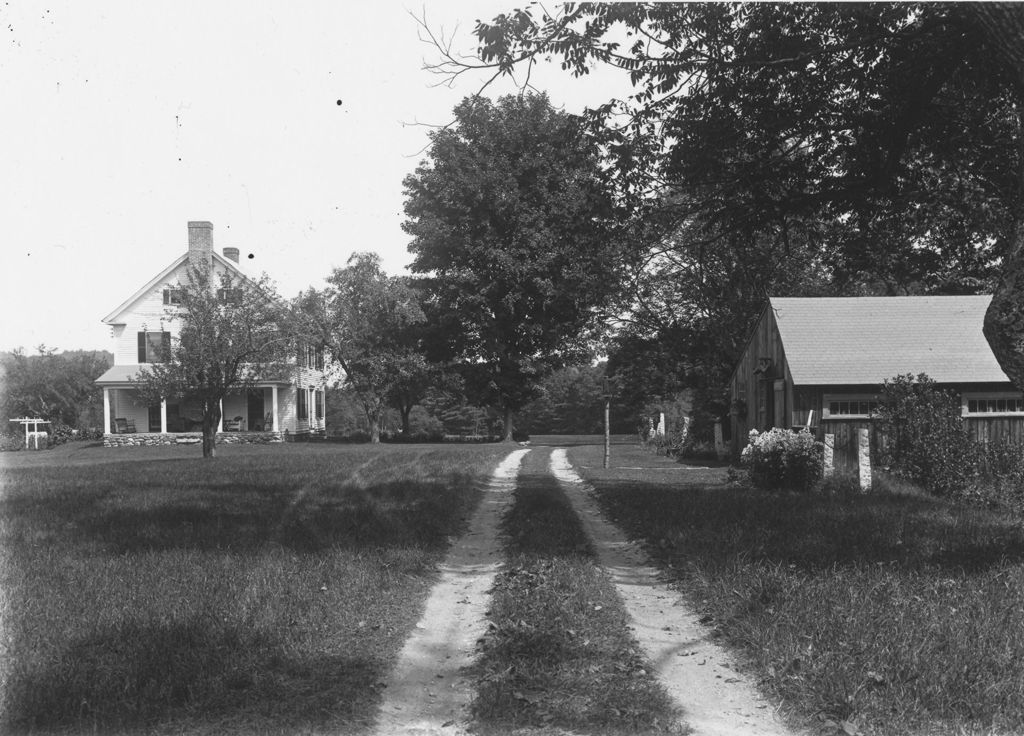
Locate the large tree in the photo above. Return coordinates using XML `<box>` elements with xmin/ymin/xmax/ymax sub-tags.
<box><xmin>403</xmin><ymin>92</ymin><xmax>630</xmax><ymax>440</ymax></box>
<box><xmin>438</xmin><ymin>2</ymin><xmax>1024</xmax><ymax>395</ymax></box>
<box><xmin>295</xmin><ymin>253</ymin><xmax>425</xmax><ymax>443</ymax></box>
<box><xmin>133</xmin><ymin>265</ymin><xmax>291</xmax><ymax>458</ymax></box>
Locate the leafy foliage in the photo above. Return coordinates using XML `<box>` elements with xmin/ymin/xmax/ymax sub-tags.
<box><xmin>451</xmin><ymin>3</ymin><xmax>1024</xmax><ymax>423</ymax></box>
<box><xmin>1</xmin><ymin>347</ymin><xmax>111</xmax><ymax>429</ymax></box>
<box><xmin>741</xmin><ymin>428</ymin><xmax>823</xmax><ymax>493</ymax></box>
<box><xmin>295</xmin><ymin>253</ymin><xmax>425</xmax><ymax>443</ymax></box>
<box><xmin>403</xmin><ymin>93</ymin><xmax>630</xmax><ymax>440</ymax></box>
<box><xmin>874</xmin><ymin>373</ymin><xmax>976</xmax><ymax>497</ymax></box>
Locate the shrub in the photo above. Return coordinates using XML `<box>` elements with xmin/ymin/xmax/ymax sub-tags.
<box><xmin>0</xmin><ymin>432</ymin><xmax>24</xmax><ymax>452</ymax></box>
<box><xmin>874</xmin><ymin>373</ymin><xmax>977</xmax><ymax>497</ymax></box>
<box><xmin>741</xmin><ymin>428</ymin><xmax>823</xmax><ymax>493</ymax></box>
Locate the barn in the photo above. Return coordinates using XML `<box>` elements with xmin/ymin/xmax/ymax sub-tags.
<box><xmin>728</xmin><ymin>295</ymin><xmax>1024</xmax><ymax>461</ymax></box>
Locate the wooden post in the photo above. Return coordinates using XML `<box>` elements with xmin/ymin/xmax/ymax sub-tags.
<box><xmin>823</xmin><ymin>433</ymin><xmax>835</xmax><ymax>479</ymax></box>
<box><xmin>604</xmin><ymin>396</ymin><xmax>610</xmax><ymax>469</ymax></box>
<box><xmin>160</xmin><ymin>399</ymin><xmax>167</xmax><ymax>434</ymax></box>
<box><xmin>272</xmin><ymin>386</ymin><xmax>279</xmax><ymax>432</ymax></box>
<box><xmin>103</xmin><ymin>388</ymin><xmax>111</xmax><ymax>435</ymax></box>
<box><xmin>714</xmin><ymin>421</ymin><xmax>726</xmax><ymax>459</ymax></box>
<box><xmin>602</xmin><ymin>377</ymin><xmax>612</xmax><ymax>469</ymax></box>
<box><xmin>858</xmin><ymin>427</ymin><xmax>872</xmax><ymax>492</ymax></box>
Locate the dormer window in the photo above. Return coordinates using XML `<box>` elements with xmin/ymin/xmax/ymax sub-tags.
<box><xmin>217</xmin><ymin>288</ymin><xmax>242</xmax><ymax>305</ymax></box>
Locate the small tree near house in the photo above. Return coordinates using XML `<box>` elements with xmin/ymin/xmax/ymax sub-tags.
<box><xmin>132</xmin><ymin>264</ymin><xmax>292</xmax><ymax>458</ymax></box>
<box><xmin>293</xmin><ymin>253</ymin><xmax>426</xmax><ymax>444</ymax></box>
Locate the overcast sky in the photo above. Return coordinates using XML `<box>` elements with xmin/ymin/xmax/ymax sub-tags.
<box><xmin>1</xmin><ymin>2</ymin><xmax>632</xmax><ymax>353</ymax></box>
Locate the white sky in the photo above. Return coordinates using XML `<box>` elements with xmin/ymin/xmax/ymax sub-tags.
<box><xmin>0</xmin><ymin>2</ymin><xmax>632</xmax><ymax>353</ymax></box>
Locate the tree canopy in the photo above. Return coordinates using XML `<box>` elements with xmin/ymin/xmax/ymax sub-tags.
<box><xmin>294</xmin><ymin>253</ymin><xmax>425</xmax><ymax>443</ymax></box>
<box><xmin>440</xmin><ymin>2</ymin><xmax>1024</xmax><ymax>412</ymax></box>
<box><xmin>403</xmin><ymin>92</ymin><xmax>630</xmax><ymax>439</ymax></box>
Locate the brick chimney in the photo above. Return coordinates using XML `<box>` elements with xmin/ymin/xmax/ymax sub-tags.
<box><xmin>187</xmin><ymin>221</ymin><xmax>214</xmax><ymax>270</ymax></box>
<box><xmin>222</xmin><ymin>247</ymin><xmax>240</xmax><ymax>263</ymax></box>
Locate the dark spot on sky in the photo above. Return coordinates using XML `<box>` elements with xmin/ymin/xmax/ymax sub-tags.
<box><xmin>248</xmin><ymin>253</ymin><xmax>254</xmax><ymax>260</ymax></box>
<box><xmin>336</xmin><ymin>99</ymin><xmax>342</xmax><ymax>106</ymax></box>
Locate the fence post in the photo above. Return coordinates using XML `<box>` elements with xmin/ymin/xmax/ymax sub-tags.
<box><xmin>823</xmin><ymin>433</ymin><xmax>835</xmax><ymax>479</ymax></box>
<box><xmin>858</xmin><ymin>427</ymin><xmax>872</xmax><ymax>492</ymax></box>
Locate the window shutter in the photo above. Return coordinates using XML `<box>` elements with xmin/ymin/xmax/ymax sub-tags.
<box><xmin>138</xmin><ymin>332</ymin><xmax>146</xmax><ymax>362</ymax></box>
<box><xmin>161</xmin><ymin>332</ymin><xmax>171</xmax><ymax>359</ymax></box>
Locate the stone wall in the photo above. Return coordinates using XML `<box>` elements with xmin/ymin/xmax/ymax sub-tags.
<box><xmin>104</xmin><ymin>431</ymin><xmax>284</xmax><ymax>447</ymax></box>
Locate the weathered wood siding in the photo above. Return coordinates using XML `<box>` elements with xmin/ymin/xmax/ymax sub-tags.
<box><xmin>729</xmin><ymin>306</ymin><xmax>793</xmax><ymax>454</ymax></box>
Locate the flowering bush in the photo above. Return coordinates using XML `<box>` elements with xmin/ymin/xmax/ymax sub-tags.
<box><xmin>741</xmin><ymin>428</ymin><xmax>823</xmax><ymax>493</ymax></box>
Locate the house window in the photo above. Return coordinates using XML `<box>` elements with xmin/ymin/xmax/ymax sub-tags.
<box><xmin>963</xmin><ymin>393</ymin><xmax>1024</xmax><ymax>416</ymax></box>
<box><xmin>163</xmin><ymin>289</ymin><xmax>182</xmax><ymax>305</ymax></box>
<box><xmin>822</xmin><ymin>395</ymin><xmax>878</xmax><ymax>418</ymax></box>
<box><xmin>137</xmin><ymin>331</ymin><xmax>170</xmax><ymax>363</ymax></box>
<box><xmin>217</xmin><ymin>288</ymin><xmax>242</xmax><ymax>305</ymax></box>
<box><xmin>315</xmin><ymin>389</ymin><xmax>324</xmax><ymax>419</ymax></box>
<box><xmin>315</xmin><ymin>347</ymin><xmax>324</xmax><ymax>371</ymax></box>
<box><xmin>297</xmin><ymin>388</ymin><xmax>308</xmax><ymax>420</ymax></box>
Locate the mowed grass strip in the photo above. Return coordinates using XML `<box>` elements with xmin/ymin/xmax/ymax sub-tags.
<box><xmin>0</xmin><ymin>442</ymin><xmax>508</xmax><ymax>736</ymax></box>
<box><xmin>571</xmin><ymin>442</ymin><xmax>1024</xmax><ymax>736</ymax></box>
<box><xmin>471</xmin><ymin>449</ymin><xmax>680</xmax><ymax>735</ymax></box>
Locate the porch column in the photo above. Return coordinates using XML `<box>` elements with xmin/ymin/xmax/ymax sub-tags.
<box><xmin>217</xmin><ymin>399</ymin><xmax>223</xmax><ymax>433</ymax></box>
<box><xmin>103</xmin><ymin>387</ymin><xmax>111</xmax><ymax>434</ymax></box>
<box><xmin>272</xmin><ymin>386</ymin><xmax>279</xmax><ymax>431</ymax></box>
<box><xmin>160</xmin><ymin>399</ymin><xmax>167</xmax><ymax>434</ymax></box>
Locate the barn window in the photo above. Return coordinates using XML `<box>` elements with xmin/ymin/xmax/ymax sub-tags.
<box><xmin>963</xmin><ymin>393</ymin><xmax>1024</xmax><ymax>416</ymax></box>
<box><xmin>822</xmin><ymin>395</ymin><xmax>878</xmax><ymax>418</ymax></box>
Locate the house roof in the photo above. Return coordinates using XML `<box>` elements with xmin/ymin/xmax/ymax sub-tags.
<box><xmin>95</xmin><ymin>364</ymin><xmax>292</xmax><ymax>387</ymax></box>
<box><xmin>102</xmin><ymin>251</ymin><xmax>249</xmax><ymax>325</ymax></box>
<box><xmin>769</xmin><ymin>295</ymin><xmax>1010</xmax><ymax>385</ymax></box>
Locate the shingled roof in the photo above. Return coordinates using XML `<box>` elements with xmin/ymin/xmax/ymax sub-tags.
<box><xmin>769</xmin><ymin>295</ymin><xmax>1011</xmax><ymax>385</ymax></box>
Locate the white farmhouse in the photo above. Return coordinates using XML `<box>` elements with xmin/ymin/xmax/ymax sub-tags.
<box><xmin>94</xmin><ymin>221</ymin><xmax>327</xmax><ymax>446</ymax></box>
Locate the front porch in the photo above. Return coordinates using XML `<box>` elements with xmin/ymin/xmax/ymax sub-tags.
<box><xmin>99</xmin><ymin>384</ymin><xmax>285</xmax><ymax>436</ymax></box>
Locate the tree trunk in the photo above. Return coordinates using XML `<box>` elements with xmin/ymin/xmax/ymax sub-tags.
<box><xmin>502</xmin><ymin>405</ymin><xmax>515</xmax><ymax>442</ymax></box>
<box><xmin>202</xmin><ymin>400</ymin><xmax>220</xmax><ymax>458</ymax></box>
<box><xmin>970</xmin><ymin>5</ymin><xmax>1024</xmax><ymax>390</ymax></box>
<box><xmin>401</xmin><ymin>406</ymin><xmax>412</xmax><ymax>435</ymax></box>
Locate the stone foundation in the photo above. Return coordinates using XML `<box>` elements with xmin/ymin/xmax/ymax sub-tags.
<box><xmin>104</xmin><ymin>431</ymin><xmax>284</xmax><ymax>447</ymax></box>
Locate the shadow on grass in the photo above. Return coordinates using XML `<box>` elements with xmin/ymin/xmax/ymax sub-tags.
<box><xmin>597</xmin><ymin>480</ymin><xmax>1024</xmax><ymax>574</ymax></box>
<box><xmin>4</xmin><ymin>476</ymin><xmax>478</xmax><ymax>555</ymax></box>
<box><xmin>2</xmin><ymin>619</ymin><xmax>383</xmax><ymax>735</ymax></box>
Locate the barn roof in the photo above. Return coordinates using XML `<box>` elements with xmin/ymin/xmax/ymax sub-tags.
<box><xmin>769</xmin><ymin>295</ymin><xmax>1010</xmax><ymax>385</ymax></box>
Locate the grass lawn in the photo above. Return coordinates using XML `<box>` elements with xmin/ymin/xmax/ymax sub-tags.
<box><xmin>570</xmin><ymin>441</ymin><xmax>1024</xmax><ymax>736</ymax></box>
<box><xmin>471</xmin><ymin>448</ymin><xmax>680</xmax><ymax>735</ymax></box>
<box><xmin>0</xmin><ymin>441</ymin><xmax>508</xmax><ymax>735</ymax></box>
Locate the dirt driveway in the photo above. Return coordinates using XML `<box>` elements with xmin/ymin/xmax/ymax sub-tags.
<box><xmin>372</xmin><ymin>446</ymin><xmax>798</xmax><ymax>736</ymax></box>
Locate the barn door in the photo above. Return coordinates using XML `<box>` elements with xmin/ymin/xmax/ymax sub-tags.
<box><xmin>773</xmin><ymin>380</ymin><xmax>786</xmax><ymax>429</ymax></box>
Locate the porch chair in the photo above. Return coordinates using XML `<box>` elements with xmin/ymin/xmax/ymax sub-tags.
<box><xmin>224</xmin><ymin>416</ymin><xmax>244</xmax><ymax>431</ymax></box>
<box><xmin>125</xmin><ymin>419</ymin><xmax>137</xmax><ymax>433</ymax></box>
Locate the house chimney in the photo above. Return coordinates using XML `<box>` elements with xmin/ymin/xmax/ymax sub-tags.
<box><xmin>187</xmin><ymin>221</ymin><xmax>214</xmax><ymax>270</ymax></box>
<box><xmin>222</xmin><ymin>247</ymin><xmax>240</xmax><ymax>263</ymax></box>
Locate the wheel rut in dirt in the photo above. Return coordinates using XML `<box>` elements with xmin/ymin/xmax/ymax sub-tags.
<box><xmin>550</xmin><ymin>448</ymin><xmax>798</xmax><ymax>736</ymax></box>
<box><xmin>372</xmin><ymin>448</ymin><xmax>529</xmax><ymax>736</ymax></box>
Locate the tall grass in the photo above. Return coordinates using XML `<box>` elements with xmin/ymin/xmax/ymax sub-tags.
<box><xmin>471</xmin><ymin>449</ymin><xmax>681</xmax><ymax>735</ymax></box>
<box><xmin>0</xmin><ymin>443</ymin><xmax>507</xmax><ymax>735</ymax></box>
<box><xmin>571</xmin><ymin>443</ymin><xmax>1024</xmax><ymax>735</ymax></box>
